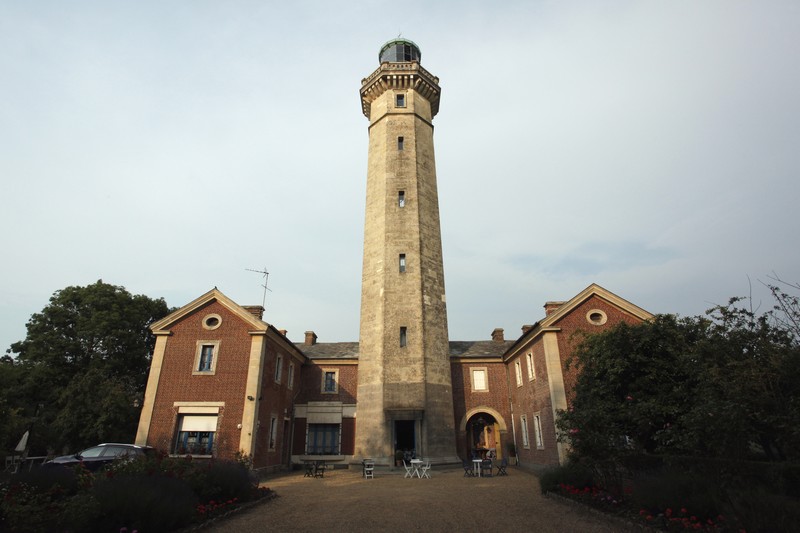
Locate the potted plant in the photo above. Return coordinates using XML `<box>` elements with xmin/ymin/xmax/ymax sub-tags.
<box><xmin>394</xmin><ymin>450</ymin><xmax>404</xmax><ymax>467</ymax></box>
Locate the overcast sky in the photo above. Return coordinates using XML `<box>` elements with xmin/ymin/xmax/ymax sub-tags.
<box><xmin>2</xmin><ymin>1</ymin><xmax>799</xmax><ymax>353</ymax></box>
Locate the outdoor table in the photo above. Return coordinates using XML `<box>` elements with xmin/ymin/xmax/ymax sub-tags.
<box><xmin>472</xmin><ymin>459</ymin><xmax>482</xmax><ymax>477</ymax></box>
<box><xmin>410</xmin><ymin>459</ymin><xmax>423</xmax><ymax>478</ymax></box>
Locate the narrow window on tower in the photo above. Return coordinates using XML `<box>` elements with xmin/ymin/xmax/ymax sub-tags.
<box><xmin>399</xmin><ymin>254</ymin><xmax>406</xmax><ymax>273</ymax></box>
<box><xmin>396</xmin><ymin>93</ymin><xmax>405</xmax><ymax>107</ymax></box>
<box><xmin>400</xmin><ymin>327</ymin><xmax>407</xmax><ymax>347</ymax></box>
<box><xmin>398</xmin><ymin>191</ymin><xmax>405</xmax><ymax>208</ymax></box>
<box><xmin>397</xmin><ymin>136</ymin><xmax>404</xmax><ymax>150</ymax></box>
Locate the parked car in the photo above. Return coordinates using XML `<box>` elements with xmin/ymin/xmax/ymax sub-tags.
<box><xmin>45</xmin><ymin>443</ymin><xmax>153</xmax><ymax>471</ymax></box>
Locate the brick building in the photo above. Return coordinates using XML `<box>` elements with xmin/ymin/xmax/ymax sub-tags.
<box><xmin>135</xmin><ymin>39</ymin><xmax>653</xmax><ymax>472</ymax></box>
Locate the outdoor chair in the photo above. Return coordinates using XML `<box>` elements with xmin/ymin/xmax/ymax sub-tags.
<box><xmin>304</xmin><ymin>461</ymin><xmax>315</xmax><ymax>477</ymax></box>
<box><xmin>462</xmin><ymin>460</ymin><xmax>474</xmax><ymax>477</ymax></box>
<box><xmin>364</xmin><ymin>461</ymin><xmax>374</xmax><ymax>479</ymax></box>
<box><xmin>314</xmin><ymin>460</ymin><xmax>326</xmax><ymax>478</ymax></box>
<box><xmin>420</xmin><ymin>460</ymin><xmax>431</xmax><ymax>479</ymax></box>
<box><xmin>481</xmin><ymin>459</ymin><xmax>493</xmax><ymax>477</ymax></box>
<box><xmin>402</xmin><ymin>459</ymin><xmax>414</xmax><ymax>478</ymax></box>
<box><xmin>496</xmin><ymin>457</ymin><xmax>508</xmax><ymax>476</ymax></box>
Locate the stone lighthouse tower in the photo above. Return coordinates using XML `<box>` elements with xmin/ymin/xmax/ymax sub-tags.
<box><xmin>355</xmin><ymin>39</ymin><xmax>458</xmax><ymax>465</ymax></box>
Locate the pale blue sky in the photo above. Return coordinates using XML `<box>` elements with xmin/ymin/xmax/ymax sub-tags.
<box><xmin>2</xmin><ymin>0</ymin><xmax>799</xmax><ymax>352</ymax></box>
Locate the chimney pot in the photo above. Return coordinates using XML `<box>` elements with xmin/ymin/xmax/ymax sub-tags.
<box><xmin>304</xmin><ymin>331</ymin><xmax>318</xmax><ymax>346</ymax></box>
<box><xmin>544</xmin><ymin>301</ymin><xmax>565</xmax><ymax>316</ymax></box>
<box><xmin>242</xmin><ymin>305</ymin><xmax>264</xmax><ymax>320</ymax></box>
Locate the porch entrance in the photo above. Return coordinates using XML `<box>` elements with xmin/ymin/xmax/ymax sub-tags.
<box><xmin>466</xmin><ymin>413</ymin><xmax>501</xmax><ymax>459</ymax></box>
<box><xmin>394</xmin><ymin>420</ymin><xmax>415</xmax><ymax>457</ymax></box>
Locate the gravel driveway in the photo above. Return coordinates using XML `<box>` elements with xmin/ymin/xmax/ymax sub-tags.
<box><xmin>204</xmin><ymin>466</ymin><xmax>634</xmax><ymax>532</ymax></box>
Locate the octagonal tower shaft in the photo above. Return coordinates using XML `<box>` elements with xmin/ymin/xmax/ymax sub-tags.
<box><xmin>355</xmin><ymin>53</ymin><xmax>458</xmax><ymax>464</ymax></box>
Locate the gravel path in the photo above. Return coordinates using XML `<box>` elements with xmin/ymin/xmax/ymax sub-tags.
<box><xmin>204</xmin><ymin>466</ymin><xmax>634</xmax><ymax>532</ymax></box>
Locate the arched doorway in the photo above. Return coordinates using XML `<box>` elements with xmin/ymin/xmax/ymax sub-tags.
<box><xmin>458</xmin><ymin>408</ymin><xmax>508</xmax><ymax>461</ymax></box>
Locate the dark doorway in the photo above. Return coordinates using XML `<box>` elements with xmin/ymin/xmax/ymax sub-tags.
<box><xmin>395</xmin><ymin>420</ymin><xmax>415</xmax><ymax>455</ymax></box>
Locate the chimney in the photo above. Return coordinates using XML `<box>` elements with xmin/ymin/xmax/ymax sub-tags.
<box><xmin>544</xmin><ymin>301</ymin><xmax>564</xmax><ymax>316</ymax></box>
<box><xmin>243</xmin><ymin>305</ymin><xmax>264</xmax><ymax>320</ymax></box>
<box><xmin>304</xmin><ymin>331</ymin><xmax>318</xmax><ymax>346</ymax></box>
<box><xmin>491</xmin><ymin>328</ymin><xmax>504</xmax><ymax>342</ymax></box>
<box><xmin>521</xmin><ymin>324</ymin><xmax>534</xmax><ymax>335</ymax></box>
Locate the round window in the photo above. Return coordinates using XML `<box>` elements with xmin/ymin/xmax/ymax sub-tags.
<box><xmin>586</xmin><ymin>309</ymin><xmax>607</xmax><ymax>326</ymax></box>
<box><xmin>202</xmin><ymin>314</ymin><xmax>222</xmax><ymax>330</ymax></box>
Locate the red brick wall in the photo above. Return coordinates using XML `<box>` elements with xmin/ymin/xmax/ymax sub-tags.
<box><xmin>450</xmin><ymin>360</ymin><xmax>511</xmax><ymax>460</ymax></box>
<box><xmin>146</xmin><ymin>301</ymin><xmax>251</xmax><ymax>458</ymax></box>
<box><xmin>295</xmin><ymin>363</ymin><xmax>358</xmax><ymax>404</ymax></box>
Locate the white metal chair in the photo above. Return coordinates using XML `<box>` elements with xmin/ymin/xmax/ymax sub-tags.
<box><xmin>364</xmin><ymin>461</ymin><xmax>374</xmax><ymax>479</ymax></box>
<box><xmin>420</xmin><ymin>460</ymin><xmax>431</xmax><ymax>479</ymax></box>
<box><xmin>402</xmin><ymin>459</ymin><xmax>413</xmax><ymax>478</ymax></box>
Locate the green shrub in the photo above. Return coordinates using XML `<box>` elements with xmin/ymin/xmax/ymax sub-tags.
<box><xmin>92</xmin><ymin>474</ymin><xmax>198</xmax><ymax>533</ymax></box>
<box><xmin>538</xmin><ymin>461</ymin><xmax>595</xmax><ymax>493</ymax></box>
<box><xmin>631</xmin><ymin>466</ymin><xmax>723</xmax><ymax>521</ymax></box>
<box><xmin>186</xmin><ymin>460</ymin><xmax>255</xmax><ymax>503</ymax></box>
<box><xmin>729</xmin><ymin>488</ymin><xmax>800</xmax><ymax>533</ymax></box>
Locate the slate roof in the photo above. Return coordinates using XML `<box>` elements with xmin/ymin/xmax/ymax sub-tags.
<box><xmin>294</xmin><ymin>340</ymin><xmax>513</xmax><ymax>361</ymax></box>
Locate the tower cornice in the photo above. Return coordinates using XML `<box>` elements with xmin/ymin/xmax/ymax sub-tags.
<box><xmin>360</xmin><ymin>61</ymin><xmax>440</xmax><ymax>119</ymax></box>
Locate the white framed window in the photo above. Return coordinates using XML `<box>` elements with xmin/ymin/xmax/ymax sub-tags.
<box><xmin>471</xmin><ymin>368</ymin><xmax>488</xmax><ymax>392</ymax></box>
<box><xmin>193</xmin><ymin>340</ymin><xmax>220</xmax><ymax>375</ymax></box>
<box><xmin>269</xmin><ymin>416</ymin><xmax>278</xmax><ymax>450</ymax></box>
<box><xmin>526</xmin><ymin>352</ymin><xmax>535</xmax><ymax>381</ymax></box>
<box><xmin>395</xmin><ymin>93</ymin><xmax>406</xmax><ymax>107</ymax></box>
<box><xmin>515</xmin><ymin>359</ymin><xmax>523</xmax><ymax>386</ymax></box>
<box><xmin>275</xmin><ymin>355</ymin><xmax>283</xmax><ymax>383</ymax></box>
<box><xmin>174</xmin><ymin>414</ymin><xmax>217</xmax><ymax>456</ymax></box>
<box><xmin>586</xmin><ymin>309</ymin><xmax>608</xmax><ymax>325</ymax></box>
<box><xmin>202</xmin><ymin>313</ymin><xmax>222</xmax><ymax>330</ymax></box>
<box><xmin>306</xmin><ymin>423</ymin><xmax>340</xmax><ymax>455</ymax></box>
<box><xmin>288</xmin><ymin>362</ymin><xmax>295</xmax><ymax>390</ymax></box>
<box><xmin>520</xmin><ymin>415</ymin><xmax>530</xmax><ymax>449</ymax></box>
<box><xmin>533</xmin><ymin>413</ymin><xmax>544</xmax><ymax>449</ymax></box>
<box><xmin>322</xmin><ymin>369</ymin><xmax>339</xmax><ymax>394</ymax></box>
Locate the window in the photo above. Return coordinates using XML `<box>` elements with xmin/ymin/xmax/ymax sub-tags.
<box><xmin>274</xmin><ymin>355</ymin><xmax>283</xmax><ymax>383</ymax></box>
<box><xmin>202</xmin><ymin>313</ymin><xmax>222</xmax><ymax>330</ymax></box>
<box><xmin>307</xmin><ymin>423</ymin><xmax>340</xmax><ymax>455</ymax></box>
<box><xmin>397</xmin><ymin>136</ymin><xmax>404</xmax><ymax>150</ymax></box>
<box><xmin>396</xmin><ymin>93</ymin><xmax>405</xmax><ymax>107</ymax></box>
<box><xmin>400</xmin><ymin>326</ymin><xmax>407</xmax><ymax>347</ymax></box>
<box><xmin>515</xmin><ymin>359</ymin><xmax>523</xmax><ymax>386</ymax></box>
<box><xmin>174</xmin><ymin>414</ymin><xmax>217</xmax><ymax>455</ymax></box>
<box><xmin>288</xmin><ymin>362</ymin><xmax>295</xmax><ymax>390</ymax></box>
<box><xmin>471</xmin><ymin>368</ymin><xmax>488</xmax><ymax>391</ymax></box>
<box><xmin>322</xmin><ymin>369</ymin><xmax>338</xmax><ymax>394</ymax></box>
<box><xmin>526</xmin><ymin>352</ymin><xmax>535</xmax><ymax>381</ymax></box>
<box><xmin>193</xmin><ymin>341</ymin><xmax>220</xmax><ymax>375</ymax></box>
<box><xmin>586</xmin><ymin>309</ymin><xmax>608</xmax><ymax>325</ymax></box>
<box><xmin>520</xmin><ymin>415</ymin><xmax>530</xmax><ymax>449</ymax></box>
<box><xmin>398</xmin><ymin>190</ymin><xmax>405</xmax><ymax>207</ymax></box>
<box><xmin>399</xmin><ymin>254</ymin><xmax>406</xmax><ymax>273</ymax></box>
<box><xmin>269</xmin><ymin>416</ymin><xmax>278</xmax><ymax>450</ymax></box>
<box><xmin>534</xmin><ymin>414</ymin><xmax>544</xmax><ymax>448</ymax></box>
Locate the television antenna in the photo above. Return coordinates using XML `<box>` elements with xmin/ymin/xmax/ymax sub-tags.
<box><xmin>245</xmin><ymin>266</ymin><xmax>272</xmax><ymax>308</ymax></box>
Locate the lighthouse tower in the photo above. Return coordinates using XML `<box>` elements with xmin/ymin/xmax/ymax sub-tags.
<box><xmin>355</xmin><ymin>39</ymin><xmax>458</xmax><ymax>464</ymax></box>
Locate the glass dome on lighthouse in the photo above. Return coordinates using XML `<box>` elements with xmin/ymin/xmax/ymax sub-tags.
<box><xmin>379</xmin><ymin>38</ymin><xmax>421</xmax><ymax>63</ymax></box>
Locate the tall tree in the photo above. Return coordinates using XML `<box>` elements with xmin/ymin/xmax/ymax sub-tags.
<box><xmin>2</xmin><ymin>281</ymin><xmax>170</xmax><ymax>455</ymax></box>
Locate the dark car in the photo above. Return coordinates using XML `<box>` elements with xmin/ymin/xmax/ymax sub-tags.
<box><xmin>45</xmin><ymin>443</ymin><xmax>153</xmax><ymax>471</ymax></box>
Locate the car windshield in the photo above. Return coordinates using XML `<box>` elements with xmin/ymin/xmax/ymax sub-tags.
<box><xmin>78</xmin><ymin>446</ymin><xmax>105</xmax><ymax>458</ymax></box>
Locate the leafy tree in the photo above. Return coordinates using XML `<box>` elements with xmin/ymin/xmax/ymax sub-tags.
<box><xmin>558</xmin><ymin>289</ymin><xmax>800</xmax><ymax>464</ymax></box>
<box><xmin>1</xmin><ymin>281</ymin><xmax>170</xmax><ymax>455</ymax></box>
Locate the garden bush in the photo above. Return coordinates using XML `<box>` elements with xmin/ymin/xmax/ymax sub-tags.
<box><xmin>538</xmin><ymin>461</ymin><xmax>594</xmax><ymax>493</ymax></box>
<box><xmin>91</xmin><ymin>474</ymin><xmax>198</xmax><ymax>533</ymax></box>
